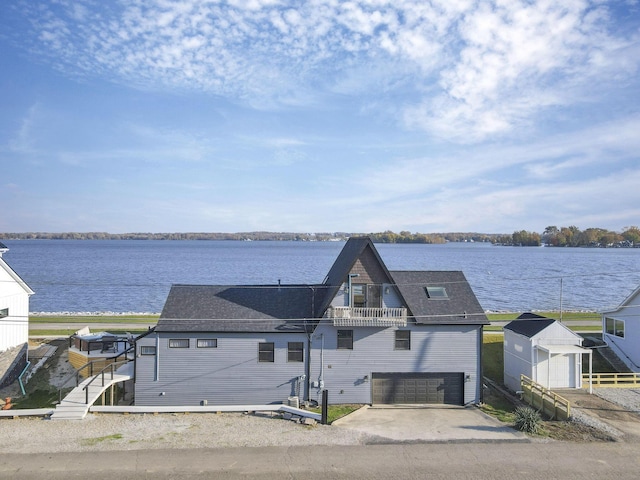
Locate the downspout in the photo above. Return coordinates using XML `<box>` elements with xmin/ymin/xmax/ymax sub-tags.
<box><xmin>155</xmin><ymin>333</ymin><xmax>160</xmax><ymax>382</ymax></box>
<box><xmin>478</xmin><ymin>326</ymin><xmax>483</xmax><ymax>404</ymax></box>
<box><xmin>319</xmin><ymin>333</ymin><xmax>325</xmax><ymax>389</ymax></box>
<box><xmin>305</xmin><ymin>330</ymin><xmax>311</xmax><ymax>403</ymax></box>
<box><xmin>305</xmin><ymin>286</ymin><xmax>315</xmax><ymax>403</ymax></box>
<box><xmin>18</xmin><ymin>361</ymin><xmax>31</xmax><ymax>396</ymax></box>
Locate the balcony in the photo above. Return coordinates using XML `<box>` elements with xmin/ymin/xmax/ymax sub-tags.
<box><xmin>326</xmin><ymin>306</ymin><xmax>407</xmax><ymax>327</ymax></box>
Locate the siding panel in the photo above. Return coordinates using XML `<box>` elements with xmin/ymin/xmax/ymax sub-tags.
<box><xmin>135</xmin><ymin>332</ymin><xmax>307</xmax><ymax>406</ymax></box>
<box><xmin>309</xmin><ymin>323</ymin><xmax>481</xmax><ymax>405</ymax></box>
<box><xmin>0</xmin><ymin>266</ymin><xmax>30</xmax><ymax>352</ymax></box>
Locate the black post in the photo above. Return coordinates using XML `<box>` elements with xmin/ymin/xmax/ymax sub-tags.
<box><xmin>321</xmin><ymin>389</ymin><xmax>328</xmax><ymax>425</ymax></box>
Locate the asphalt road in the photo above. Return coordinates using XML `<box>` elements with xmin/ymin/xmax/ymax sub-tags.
<box><xmin>1</xmin><ymin>442</ymin><xmax>639</xmax><ymax>479</ymax></box>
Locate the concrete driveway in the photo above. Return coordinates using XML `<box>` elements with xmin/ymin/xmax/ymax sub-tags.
<box><xmin>332</xmin><ymin>405</ymin><xmax>528</xmax><ymax>443</ymax></box>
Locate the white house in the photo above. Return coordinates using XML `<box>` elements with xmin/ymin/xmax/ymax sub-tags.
<box><xmin>503</xmin><ymin>314</ymin><xmax>592</xmax><ymax>393</ymax></box>
<box><xmin>0</xmin><ymin>242</ymin><xmax>34</xmax><ymax>386</ymax></box>
<box><xmin>601</xmin><ymin>286</ymin><xmax>640</xmax><ymax>372</ymax></box>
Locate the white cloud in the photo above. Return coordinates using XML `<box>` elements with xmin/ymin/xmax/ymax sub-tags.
<box><xmin>7</xmin><ymin>0</ymin><xmax>640</xmax><ymax>144</ymax></box>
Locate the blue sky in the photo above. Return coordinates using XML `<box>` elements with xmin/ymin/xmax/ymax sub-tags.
<box><xmin>2</xmin><ymin>0</ymin><xmax>639</xmax><ymax>234</ymax></box>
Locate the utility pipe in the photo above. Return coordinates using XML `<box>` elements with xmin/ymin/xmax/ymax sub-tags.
<box><xmin>18</xmin><ymin>361</ymin><xmax>31</xmax><ymax>396</ymax></box>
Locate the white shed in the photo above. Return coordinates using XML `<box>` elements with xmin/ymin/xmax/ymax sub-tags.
<box><xmin>0</xmin><ymin>242</ymin><xmax>34</xmax><ymax>353</ymax></box>
<box><xmin>503</xmin><ymin>314</ymin><xmax>592</xmax><ymax>393</ymax></box>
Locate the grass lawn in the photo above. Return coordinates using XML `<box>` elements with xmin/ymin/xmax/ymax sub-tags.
<box><xmin>30</xmin><ymin>315</ymin><xmax>159</xmax><ymax>324</ymax></box>
<box><xmin>483</xmin><ymin>334</ymin><xmax>504</xmax><ymax>384</ymax></box>
<box><xmin>309</xmin><ymin>404</ymin><xmax>362</xmax><ymax>424</ymax></box>
<box><xmin>479</xmin><ymin>390</ymin><xmax>516</xmax><ymax>423</ymax></box>
<box><xmin>486</xmin><ymin>311</ymin><xmax>601</xmax><ymax>322</ymax></box>
<box><xmin>29</xmin><ymin>328</ymin><xmax>148</xmax><ymax>337</ymax></box>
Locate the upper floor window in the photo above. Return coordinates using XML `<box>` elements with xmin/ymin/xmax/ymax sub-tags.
<box><xmin>337</xmin><ymin>329</ymin><xmax>353</xmax><ymax>350</ymax></box>
<box><xmin>352</xmin><ymin>284</ymin><xmax>366</xmax><ymax>308</ymax></box>
<box><xmin>288</xmin><ymin>342</ymin><xmax>304</xmax><ymax>362</ymax></box>
<box><xmin>395</xmin><ymin>330</ymin><xmax>411</xmax><ymax>350</ymax></box>
<box><xmin>140</xmin><ymin>346</ymin><xmax>156</xmax><ymax>355</ymax></box>
<box><xmin>0</xmin><ymin>308</ymin><xmax>7</xmax><ymax>319</ymax></box>
<box><xmin>259</xmin><ymin>342</ymin><xmax>275</xmax><ymax>362</ymax></box>
<box><xmin>169</xmin><ymin>339</ymin><xmax>189</xmax><ymax>348</ymax></box>
<box><xmin>425</xmin><ymin>286</ymin><xmax>448</xmax><ymax>299</ymax></box>
<box><xmin>605</xmin><ymin>317</ymin><xmax>624</xmax><ymax>338</ymax></box>
<box><xmin>197</xmin><ymin>339</ymin><xmax>217</xmax><ymax>348</ymax></box>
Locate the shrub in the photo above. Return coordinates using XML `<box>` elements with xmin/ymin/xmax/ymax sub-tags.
<box><xmin>514</xmin><ymin>406</ymin><xmax>542</xmax><ymax>434</ymax></box>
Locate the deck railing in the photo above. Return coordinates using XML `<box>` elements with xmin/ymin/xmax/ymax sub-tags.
<box><xmin>326</xmin><ymin>306</ymin><xmax>407</xmax><ymax>327</ymax></box>
<box><xmin>57</xmin><ymin>347</ymin><xmax>135</xmax><ymax>403</ymax></box>
<box><xmin>582</xmin><ymin>372</ymin><xmax>640</xmax><ymax>388</ymax></box>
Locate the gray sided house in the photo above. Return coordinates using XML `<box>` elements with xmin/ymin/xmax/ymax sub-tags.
<box><xmin>134</xmin><ymin>237</ymin><xmax>488</xmax><ymax>407</ymax></box>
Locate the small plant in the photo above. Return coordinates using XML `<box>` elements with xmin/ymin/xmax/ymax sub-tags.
<box><xmin>514</xmin><ymin>406</ymin><xmax>542</xmax><ymax>434</ymax></box>
<box><xmin>82</xmin><ymin>434</ymin><xmax>123</xmax><ymax>446</ymax></box>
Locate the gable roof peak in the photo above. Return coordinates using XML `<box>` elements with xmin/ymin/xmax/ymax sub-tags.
<box><xmin>503</xmin><ymin>315</ymin><xmax>556</xmax><ymax>337</ymax></box>
<box><xmin>315</xmin><ymin>236</ymin><xmax>392</xmax><ymax>314</ymax></box>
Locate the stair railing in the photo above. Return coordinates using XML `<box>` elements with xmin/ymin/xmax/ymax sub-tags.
<box><xmin>57</xmin><ymin>360</ymin><xmax>98</xmax><ymax>404</ymax></box>
<box><xmin>57</xmin><ymin>345</ymin><xmax>136</xmax><ymax>404</ymax></box>
<box><xmin>83</xmin><ymin>359</ymin><xmax>131</xmax><ymax>405</ymax></box>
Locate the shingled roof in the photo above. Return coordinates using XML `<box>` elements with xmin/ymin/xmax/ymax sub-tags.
<box><xmin>157</xmin><ymin>284</ymin><xmax>320</xmax><ymax>333</ymax></box>
<box><xmin>157</xmin><ymin>236</ymin><xmax>489</xmax><ymax>332</ymax></box>
<box><xmin>503</xmin><ymin>315</ymin><xmax>555</xmax><ymax>338</ymax></box>
<box><xmin>391</xmin><ymin>271</ymin><xmax>488</xmax><ymax>325</ymax></box>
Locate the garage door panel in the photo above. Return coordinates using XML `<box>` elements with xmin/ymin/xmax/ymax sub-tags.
<box><xmin>372</xmin><ymin>372</ymin><xmax>463</xmax><ymax>405</ymax></box>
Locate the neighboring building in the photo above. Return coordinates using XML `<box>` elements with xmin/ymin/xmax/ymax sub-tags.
<box><xmin>134</xmin><ymin>237</ymin><xmax>488</xmax><ymax>407</ymax></box>
<box><xmin>503</xmin><ymin>313</ymin><xmax>592</xmax><ymax>393</ymax></box>
<box><xmin>0</xmin><ymin>242</ymin><xmax>34</xmax><ymax>387</ymax></box>
<box><xmin>601</xmin><ymin>286</ymin><xmax>640</xmax><ymax>372</ymax></box>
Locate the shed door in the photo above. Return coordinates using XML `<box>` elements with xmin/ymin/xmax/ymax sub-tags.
<box><xmin>372</xmin><ymin>372</ymin><xmax>464</xmax><ymax>405</ymax></box>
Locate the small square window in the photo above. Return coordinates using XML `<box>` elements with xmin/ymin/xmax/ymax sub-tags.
<box><xmin>395</xmin><ymin>330</ymin><xmax>411</xmax><ymax>350</ymax></box>
<box><xmin>197</xmin><ymin>339</ymin><xmax>217</xmax><ymax>348</ymax></box>
<box><xmin>140</xmin><ymin>346</ymin><xmax>156</xmax><ymax>355</ymax></box>
<box><xmin>169</xmin><ymin>339</ymin><xmax>189</xmax><ymax>348</ymax></box>
<box><xmin>337</xmin><ymin>330</ymin><xmax>353</xmax><ymax>350</ymax></box>
<box><xmin>616</xmin><ymin>320</ymin><xmax>625</xmax><ymax>338</ymax></box>
<box><xmin>605</xmin><ymin>317</ymin><xmax>625</xmax><ymax>338</ymax></box>
<box><xmin>288</xmin><ymin>342</ymin><xmax>304</xmax><ymax>362</ymax></box>
<box><xmin>605</xmin><ymin>317</ymin><xmax>615</xmax><ymax>335</ymax></box>
<box><xmin>0</xmin><ymin>308</ymin><xmax>8</xmax><ymax>318</ymax></box>
<box><xmin>259</xmin><ymin>342</ymin><xmax>275</xmax><ymax>362</ymax></box>
<box><xmin>425</xmin><ymin>286</ymin><xmax>448</xmax><ymax>299</ymax></box>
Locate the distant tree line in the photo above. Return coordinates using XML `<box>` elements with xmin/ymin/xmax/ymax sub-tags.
<box><xmin>495</xmin><ymin>226</ymin><xmax>640</xmax><ymax>247</ymax></box>
<box><xmin>0</xmin><ymin>231</ymin><xmax>337</xmax><ymax>241</ymax></box>
<box><xmin>1</xmin><ymin>227</ymin><xmax>638</xmax><ymax>247</ymax></box>
<box><xmin>0</xmin><ymin>230</ymin><xmax>499</xmax><ymax>243</ymax></box>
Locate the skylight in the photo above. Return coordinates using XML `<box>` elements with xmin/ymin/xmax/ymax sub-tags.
<box><xmin>425</xmin><ymin>286</ymin><xmax>448</xmax><ymax>299</ymax></box>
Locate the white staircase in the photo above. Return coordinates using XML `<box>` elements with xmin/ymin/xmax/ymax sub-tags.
<box><xmin>50</xmin><ymin>362</ymin><xmax>133</xmax><ymax>420</ymax></box>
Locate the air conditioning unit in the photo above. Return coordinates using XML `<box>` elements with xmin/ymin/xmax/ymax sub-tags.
<box><xmin>287</xmin><ymin>396</ymin><xmax>299</xmax><ymax>409</ymax></box>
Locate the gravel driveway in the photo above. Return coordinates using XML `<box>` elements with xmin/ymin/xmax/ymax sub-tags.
<box><xmin>0</xmin><ymin>412</ymin><xmax>367</xmax><ymax>454</ymax></box>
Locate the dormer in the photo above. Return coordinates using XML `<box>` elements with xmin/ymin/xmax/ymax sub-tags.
<box><xmin>320</xmin><ymin>237</ymin><xmax>407</xmax><ymax>327</ymax></box>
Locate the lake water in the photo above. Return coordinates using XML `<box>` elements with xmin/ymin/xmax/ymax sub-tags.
<box><xmin>3</xmin><ymin>240</ymin><xmax>640</xmax><ymax>314</ymax></box>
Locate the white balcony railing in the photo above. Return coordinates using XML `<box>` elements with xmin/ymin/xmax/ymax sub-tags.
<box><xmin>326</xmin><ymin>306</ymin><xmax>407</xmax><ymax>327</ymax></box>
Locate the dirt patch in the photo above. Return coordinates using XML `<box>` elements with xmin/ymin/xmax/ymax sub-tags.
<box><xmin>0</xmin><ymin>338</ymin><xmax>72</xmax><ymax>406</ymax></box>
<box><xmin>539</xmin><ymin>419</ymin><xmax>617</xmax><ymax>442</ymax></box>
<box><xmin>559</xmin><ymin>389</ymin><xmax>639</xmax><ymax>422</ymax></box>
<box><xmin>482</xmin><ymin>382</ymin><xmax>620</xmax><ymax>443</ymax></box>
